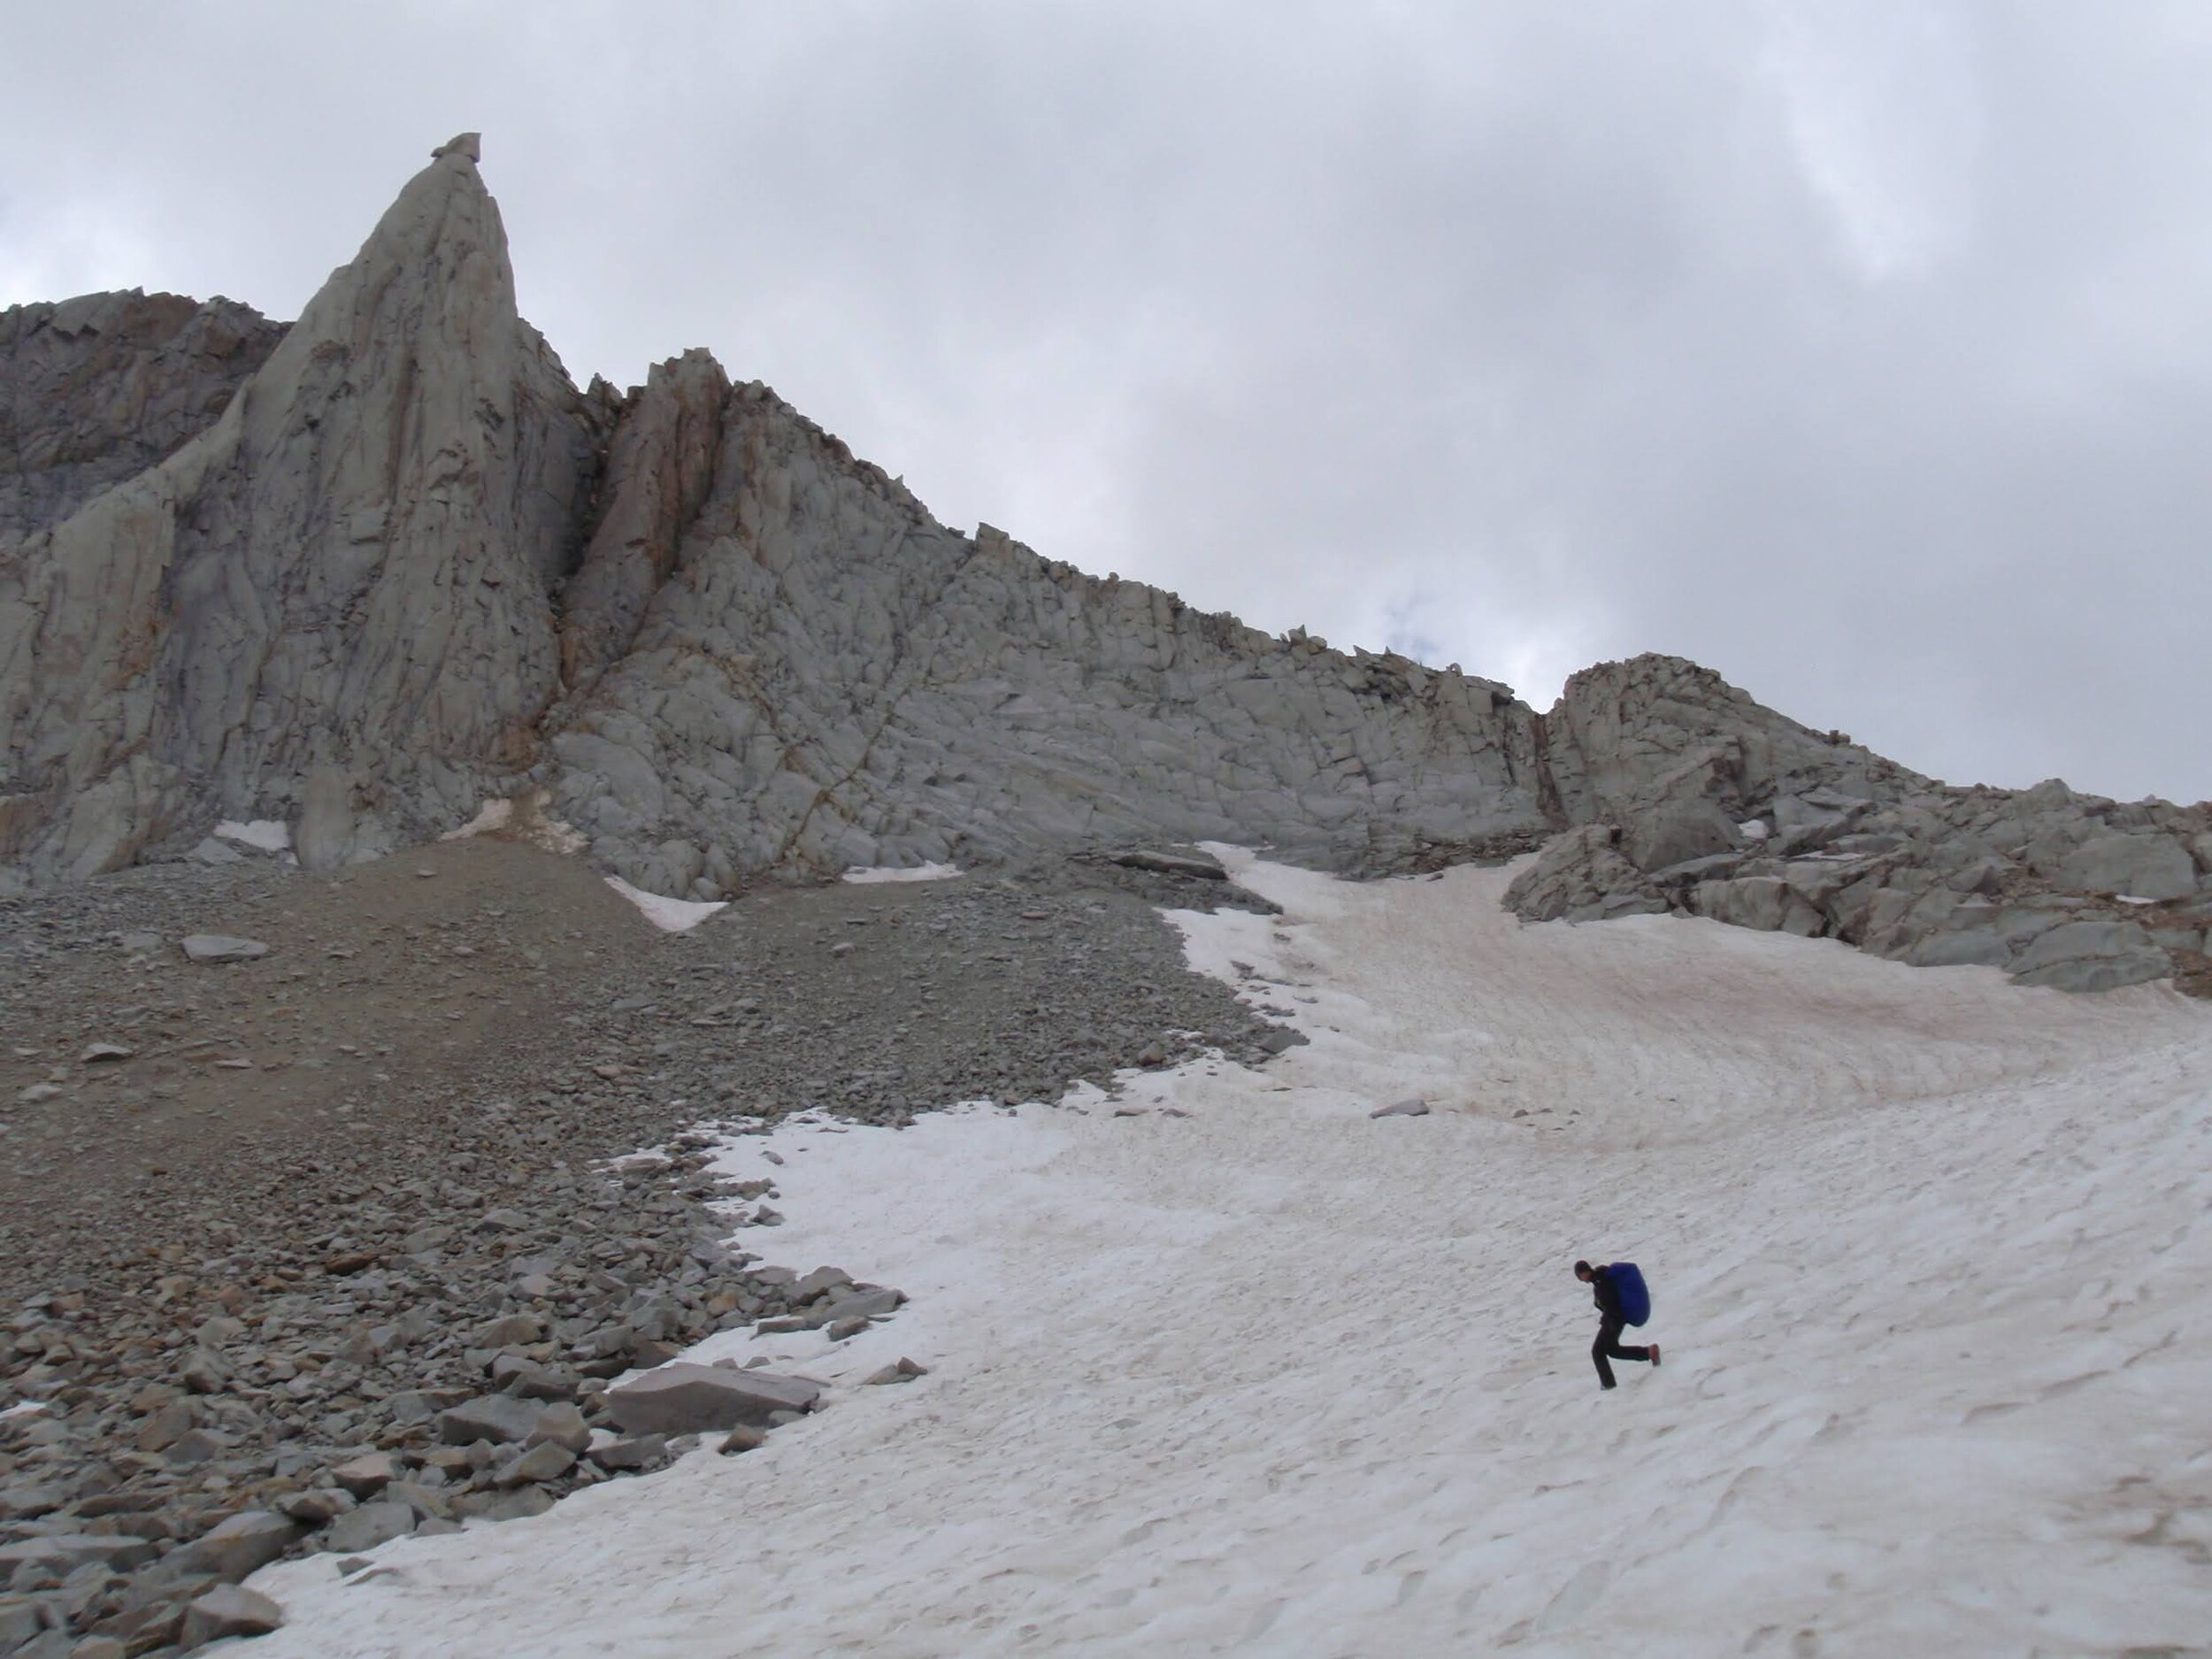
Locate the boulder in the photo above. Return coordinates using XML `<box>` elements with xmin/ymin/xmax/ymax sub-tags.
<box><xmin>814</xmin><ymin>1286</ymin><xmax>903</xmax><ymax>1325</ymax></box>
<box><xmin>1689</xmin><ymin>876</ymin><xmax>1824</xmax><ymax>937</ymax></box>
<box><xmin>436</xmin><ymin>1394</ymin><xmax>546</xmax><ymax>1446</ymax></box>
<box><xmin>0</xmin><ymin>1599</ymin><xmax>47</xmax><ymax>1648</ymax></box>
<box><xmin>180</xmin><ymin>934</ymin><xmax>269</xmax><ymax>964</ymax></box>
<box><xmin>792</xmin><ymin>1266</ymin><xmax>854</xmax><ymax>1302</ymax></box>
<box><xmin>331</xmin><ymin>1452</ymin><xmax>398</xmax><ymax>1498</ymax></box>
<box><xmin>280</xmin><ymin>1489</ymin><xmax>352</xmax><ymax>1525</ymax></box>
<box><xmin>1623</xmin><ymin>798</ymin><xmax>1740</xmax><ymax>874</ymax></box>
<box><xmin>526</xmin><ymin>1402</ymin><xmax>592</xmax><ymax>1454</ymax></box>
<box><xmin>1945</xmin><ymin>856</ymin><xmax>2009</xmax><ymax>895</ymax></box>
<box><xmin>495</xmin><ymin>1441</ymin><xmax>575</xmax><ymax>1487</ymax></box>
<box><xmin>497</xmin><ymin>1359</ymin><xmax>580</xmax><ymax>1402</ymax></box>
<box><xmin>0</xmin><ymin>1533</ymin><xmax>157</xmax><ymax>1573</ymax></box>
<box><xmin>465</xmin><ymin>1488</ymin><xmax>557</xmax><ymax>1524</ymax></box>
<box><xmin>2009</xmin><ymin>919</ymin><xmax>2173</xmax><ymax>993</ymax></box>
<box><xmin>1503</xmin><ymin>825</ymin><xmax>1663</xmax><ymax>924</ymax></box>
<box><xmin>476</xmin><ymin>1314</ymin><xmax>542</xmax><ymax>1348</ymax></box>
<box><xmin>180</xmin><ymin>1585</ymin><xmax>286</xmax><ymax>1646</ymax></box>
<box><xmin>171</xmin><ymin>1510</ymin><xmax>297</xmax><ymax>1582</ymax></box>
<box><xmin>605</xmin><ymin>1363</ymin><xmax>821</xmax><ymax>1436</ymax></box>
<box><xmin>322</xmin><ymin>1501</ymin><xmax>416</xmax><ymax>1555</ymax></box>
<box><xmin>863</xmin><ymin>1357</ymin><xmax>930</xmax><ymax>1386</ymax></box>
<box><xmin>2051</xmin><ymin>833</ymin><xmax>2197</xmax><ymax>902</ymax></box>
<box><xmin>587</xmin><ymin>1434</ymin><xmax>667</xmax><ymax>1471</ymax></box>
<box><xmin>1369</xmin><ymin>1098</ymin><xmax>1431</xmax><ymax>1118</ymax></box>
<box><xmin>294</xmin><ymin>767</ymin><xmax>358</xmax><ymax>872</ymax></box>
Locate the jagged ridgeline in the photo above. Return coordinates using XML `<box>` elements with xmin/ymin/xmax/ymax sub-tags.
<box><xmin>3</xmin><ymin>134</ymin><xmax>2208</xmax><ymax>991</ymax></box>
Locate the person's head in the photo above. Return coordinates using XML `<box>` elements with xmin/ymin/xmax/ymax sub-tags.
<box><xmin>1573</xmin><ymin>1260</ymin><xmax>1594</xmax><ymax>1282</ymax></box>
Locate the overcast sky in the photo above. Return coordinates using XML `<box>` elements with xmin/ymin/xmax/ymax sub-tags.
<box><xmin>4</xmin><ymin>3</ymin><xmax>2207</xmax><ymax>802</ymax></box>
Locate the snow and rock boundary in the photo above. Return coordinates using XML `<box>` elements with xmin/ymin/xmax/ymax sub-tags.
<box><xmin>231</xmin><ymin>855</ymin><xmax>2212</xmax><ymax>1656</ymax></box>
<box><xmin>0</xmin><ymin>840</ymin><xmax>1283</xmax><ymax>1652</ymax></box>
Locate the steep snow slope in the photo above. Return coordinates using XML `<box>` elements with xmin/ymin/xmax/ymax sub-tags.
<box><xmin>251</xmin><ymin>855</ymin><xmax>2211</xmax><ymax>1656</ymax></box>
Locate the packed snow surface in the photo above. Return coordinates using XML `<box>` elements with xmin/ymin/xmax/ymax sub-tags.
<box><xmin>841</xmin><ymin>860</ymin><xmax>964</xmax><ymax>884</ymax></box>
<box><xmin>602</xmin><ymin>876</ymin><xmax>727</xmax><ymax>933</ymax></box>
<box><xmin>251</xmin><ymin>852</ymin><xmax>2212</xmax><ymax>1656</ymax></box>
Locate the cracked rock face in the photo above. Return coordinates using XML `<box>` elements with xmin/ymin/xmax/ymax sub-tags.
<box><xmin>1</xmin><ymin>134</ymin><xmax>605</xmax><ymax>879</ymax></box>
<box><xmin>0</xmin><ymin>289</ymin><xmax>285</xmax><ymax>542</ymax></box>
<box><xmin>1505</xmin><ymin>657</ymin><xmax>2211</xmax><ymax>994</ymax></box>
<box><xmin>543</xmin><ymin>373</ymin><xmax>1553</xmax><ymax>894</ymax></box>
<box><xmin>3</xmin><ymin>134</ymin><xmax>2206</xmax><ymax>992</ymax></box>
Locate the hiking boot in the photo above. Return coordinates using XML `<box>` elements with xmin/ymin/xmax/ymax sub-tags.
<box><xmin>1648</xmin><ymin>1343</ymin><xmax>1661</xmax><ymax>1368</ymax></box>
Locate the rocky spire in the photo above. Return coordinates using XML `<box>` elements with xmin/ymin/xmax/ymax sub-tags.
<box><xmin>0</xmin><ymin>134</ymin><xmax>604</xmax><ymax>876</ymax></box>
<box><xmin>3</xmin><ymin>135</ymin><xmax>2203</xmax><ymax>997</ymax></box>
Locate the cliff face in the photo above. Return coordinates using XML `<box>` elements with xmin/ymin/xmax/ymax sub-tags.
<box><xmin>1511</xmin><ymin>656</ymin><xmax>2209</xmax><ymax>993</ymax></box>
<box><xmin>544</xmin><ymin>365</ymin><xmax>1549</xmax><ymax>895</ymax></box>
<box><xmin>3</xmin><ymin>135</ymin><xmax>2207</xmax><ymax>991</ymax></box>
<box><xmin>0</xmin><ymin>134</ymin><xmax>605</xmax><ymax>878</ymax></box>
<box><xmin>0</xmin><ymin>289</ymin><xmax>285</xmax><ymax>541</ymax></box>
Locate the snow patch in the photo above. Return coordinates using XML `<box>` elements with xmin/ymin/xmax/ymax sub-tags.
<box><xmin>841</xmin><ymin>862</ymin><xmax>963</xmax><ymax>885</ymax></box>
<box><xmin>603</xmin><ymin>876</ymin><xmax>726</xmax><ymax>933</ymax></box>
<box><xmin>214</xmin><ymin>818</ymin><xmax>290</xmax><ymax>853</ymax></box>
<box><xmin>244</xmin><ymin>855</ymin><xmax>2212</xmax><ymax>1657</ymax></box>
<box><xmin>0</xmin><ymin>1400</ymin><xmax>47</xmax><ymax>1422</ymax></box>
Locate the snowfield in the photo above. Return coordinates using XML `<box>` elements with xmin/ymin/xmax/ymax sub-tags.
<box><xmin>249</xmin><ymin>851</ymin><xmax>2212</xmax><ymax>1657</ymax></box>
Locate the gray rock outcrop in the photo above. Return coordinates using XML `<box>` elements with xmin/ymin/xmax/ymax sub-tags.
<box><xmin>1</xmin><ymin>134</ymin><xmax>605</xmax><ymax>879</ymax></box>
<box><xmin>1504</xmin><ymin>657</ymin><xmax>2211</xmax><ymax>993</ymax></box>
<box><xmin>0</xmin><ymin>289</ymin><xmax>284</xmax><ymax>541</ymax></box>
<box><xmin>541</xmin><ymin>391</ymin><xmax>1555</xmax><ymax>891</ymax></box>
<box><xmin>3</xmin><ymin>136</ymin><xmax>2205</xmax><ymax>995</ymax></box>
<box><xmin>606</xmin><ymin>1362</ymin><xmax>820</xmax><ymax>1434</ymax></box>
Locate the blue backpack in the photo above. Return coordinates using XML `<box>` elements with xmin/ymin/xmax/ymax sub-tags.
<box><xmin>1608</xmin><ymin>1263</ymin><xmax>1651</xmax><ymax>1326</ymax></box>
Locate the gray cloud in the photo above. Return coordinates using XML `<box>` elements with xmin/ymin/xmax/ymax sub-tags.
<box><xmin>4</xmin><ymin>1</ymin><xmax>2206</xmax><ymax>801</ymax></box>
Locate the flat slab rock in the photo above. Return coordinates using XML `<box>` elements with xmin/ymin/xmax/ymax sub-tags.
<box><xmin>1370</xmin><ymin>1098</ymin><xmax>1431</xmax><ymax>1118</ymax></box>
<box><xmin>181</xmin><ymin>1583</ymin><xmax>287</xmax><ymax>1645</ymax></box>
<box><xmin>606</xmin><ymin>1363</ymin><xmax>822</xmax><ymax>1436</ymax></box>
<box><xmin>436</xmin><ymin>1394</ymin><xmax>553</xmax><ymax>1446</ymax></box>
<box><xmin>180</xmin><ymin>933</ymin><xmax>270</xmax><ymax>963</ymax></box>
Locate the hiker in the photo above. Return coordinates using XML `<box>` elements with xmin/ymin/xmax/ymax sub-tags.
<box><xmin>1575</xmin><ymin>1259</ymin><xmax>1660</xmax><ymax>1390</ymax></box>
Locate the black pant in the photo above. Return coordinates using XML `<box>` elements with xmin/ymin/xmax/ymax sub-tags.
<box><xmin>1593</xmin><ymin>1316</ymin><xmax>1650</xmax><ymax>1388</ymax></box>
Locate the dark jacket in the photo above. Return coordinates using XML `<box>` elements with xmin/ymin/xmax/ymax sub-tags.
<box><xmin>1588</xmin><ymin>1266</ymin><xmax>1625</xmax><ymax>1322</ymax></box>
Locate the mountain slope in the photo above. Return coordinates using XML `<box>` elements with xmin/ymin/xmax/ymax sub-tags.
<box><xmin>0</xmin><ymin>133</ymin><xmax>603</xmax><ymax>878</ymax></box>
<box><xmin>241</xmin><ymin>855</ymin><xmax>2212</xmax><ymax>1655</ymax></box>
<box><xmin>2</xmin><ymin>134</ymin><xmax>2207</xmax><ymax>992</ymax></box>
